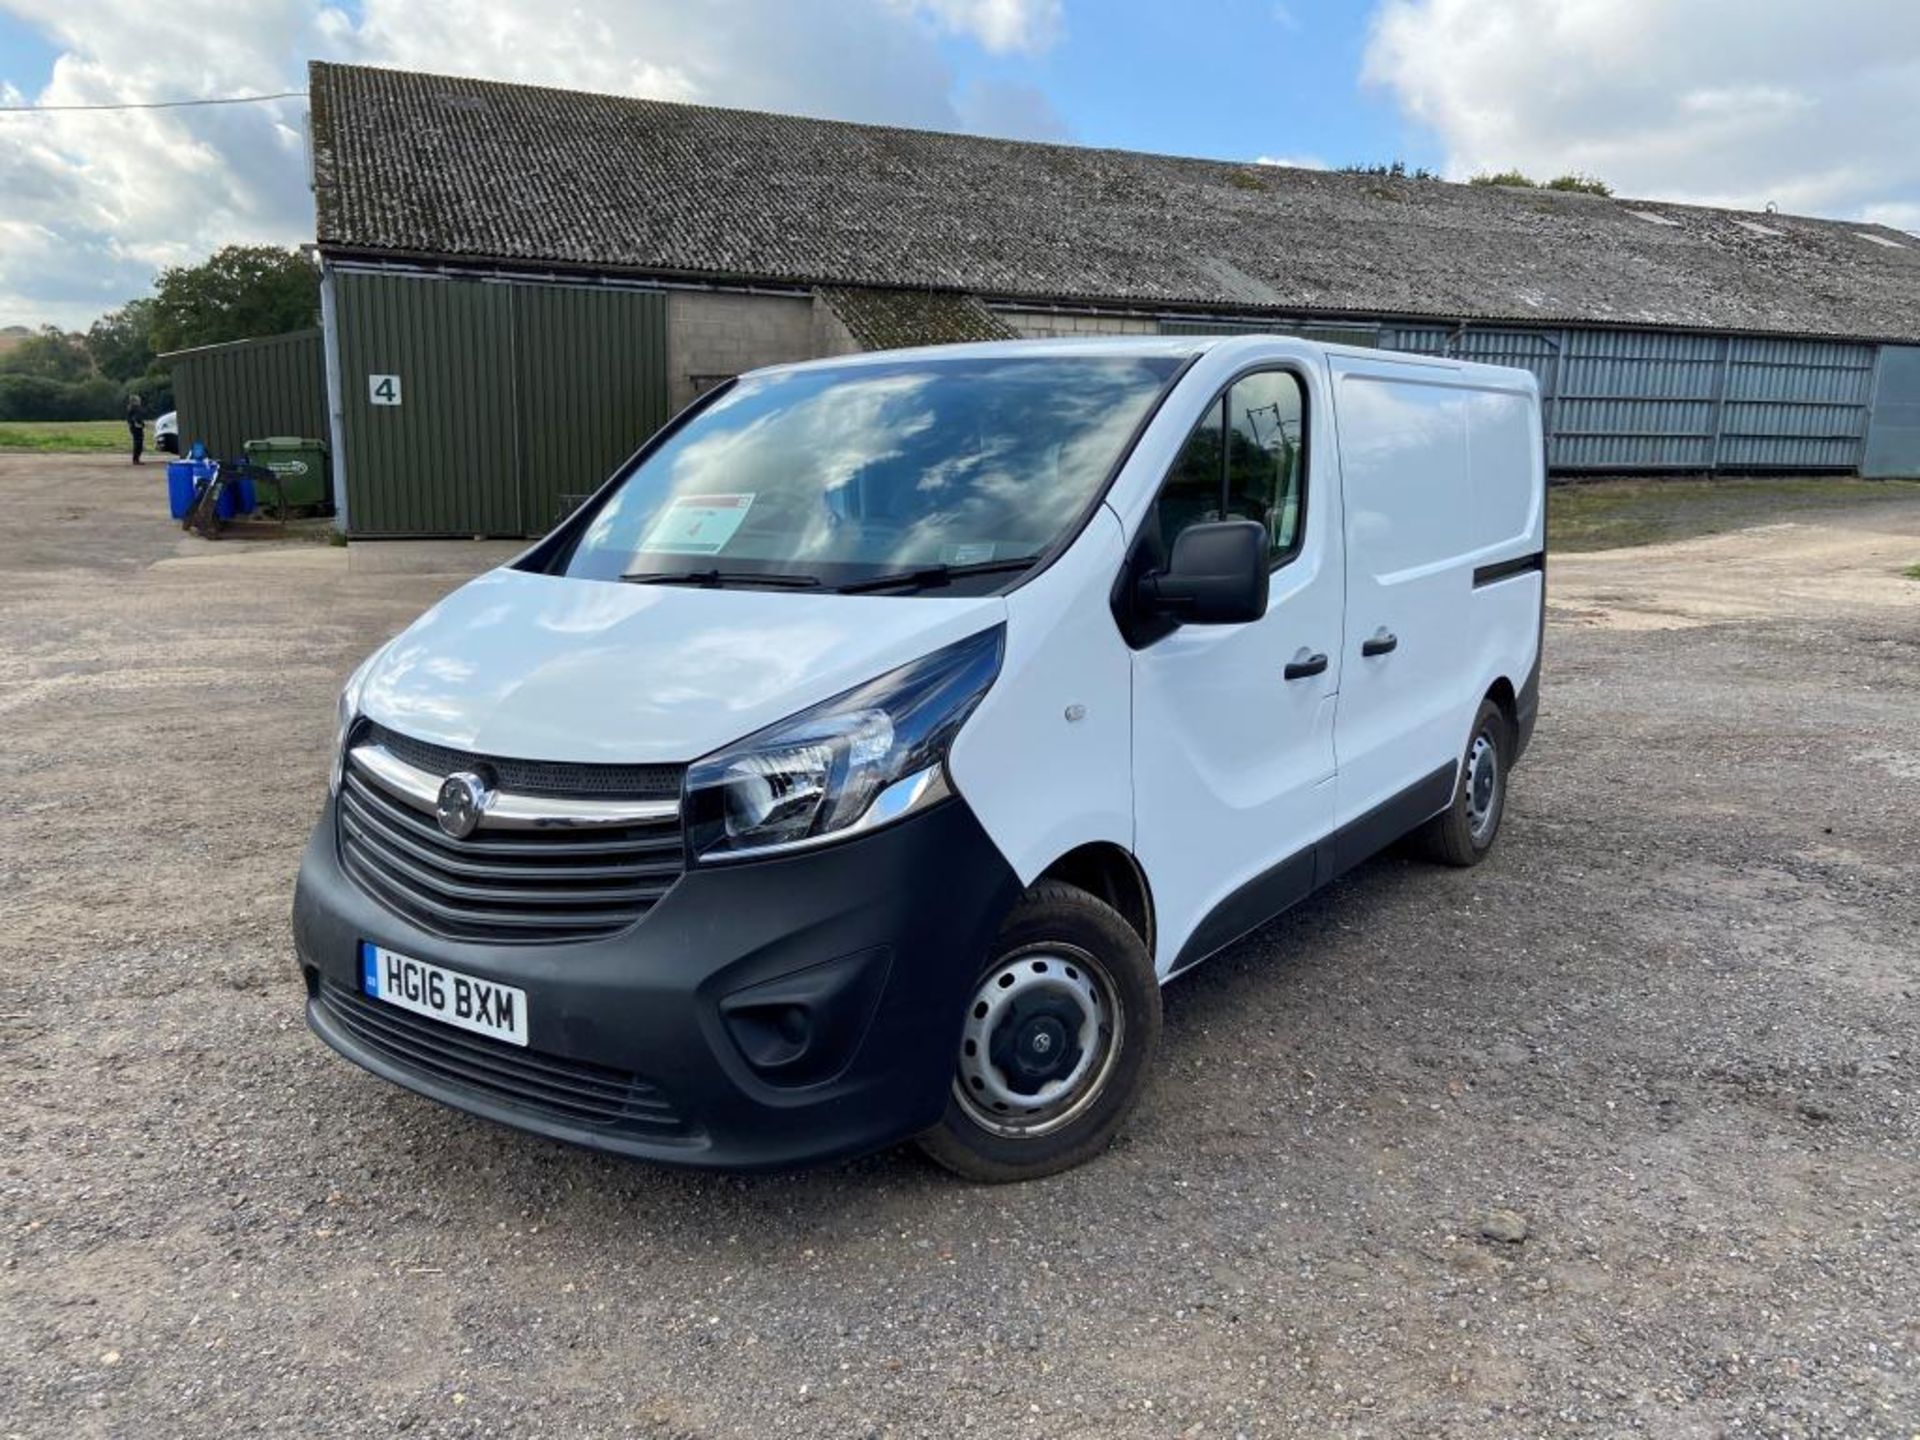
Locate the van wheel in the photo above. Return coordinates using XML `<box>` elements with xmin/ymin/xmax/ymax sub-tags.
<box><xmin>1415</xmin><ymin>698</ymin><xmax>1510</xmax><ymax>867</ymax></box>
<box><xmin>917</xmin><ymin>881</ymin><xmax>1160</xmax><ymax>1183</ymax></box>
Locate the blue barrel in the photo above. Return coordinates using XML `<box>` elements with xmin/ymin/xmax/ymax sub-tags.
<box><xmin>167</xmin><ymin>461</ymin><xmax>196</xmax><ymax>519</ymax></box>
<box><xmin>232</xmin><ymin>476</ymin><xmax>257</xmax><ymax>516</ymax></box>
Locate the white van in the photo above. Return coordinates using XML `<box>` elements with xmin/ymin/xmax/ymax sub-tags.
<box><xmin>294</xmin><ymin>335</ymin><xmax>1544</xmax><ymax>1181</ymax></box>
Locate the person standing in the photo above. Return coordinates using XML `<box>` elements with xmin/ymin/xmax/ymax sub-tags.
<box><xmin>126</xmin><ymin>393</ymin><xmax>147</xmax><ymax>465</ymax></box>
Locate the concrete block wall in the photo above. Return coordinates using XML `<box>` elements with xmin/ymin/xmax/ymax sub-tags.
<box><xmin>999</xmin><ymin>309</ymin><xmax>1161</xmax><ymax>339</ymax></box>
<box><xmin>811</xmin><ymin>297</ymin><xmax>862</xmax><ymax>358</ymax></box>
<box><xmin>666</xmin><ymin>291</ymin><xmax>817</xmax><ymax>408</ymax></box>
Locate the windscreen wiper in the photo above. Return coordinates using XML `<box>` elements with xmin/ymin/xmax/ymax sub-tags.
<box><xmin>620</xmin><ymin>567</ymin><xmax>822</xmax><ymax>589</ymax></box>
<box><xmin>836</xmin><ymin>556</ymin><xmax>1041</xmax><ymax>595</ymax></box>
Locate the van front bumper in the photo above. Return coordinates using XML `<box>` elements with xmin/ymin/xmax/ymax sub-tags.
<box><xmin>292</xmin><ymin>791</ymin><xmax>1022</xmax><ymax>1170</ymax></box>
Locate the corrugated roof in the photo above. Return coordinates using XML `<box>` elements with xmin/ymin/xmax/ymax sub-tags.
<box><xmin>817</xmin><ymin>287</ymin><xmax>1020</xmax><ymax>349</ymax></box>
<box><xmin>309</xmin><ymin>62</ymin><xmax>1920</xmax><ymax>344</ymax></box>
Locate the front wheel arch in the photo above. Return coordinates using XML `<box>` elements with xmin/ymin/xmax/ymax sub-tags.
<box><xmin>1033</xmin><ymin>841</ymin><xmax>1155</xmax><ymax>960</ymax></box>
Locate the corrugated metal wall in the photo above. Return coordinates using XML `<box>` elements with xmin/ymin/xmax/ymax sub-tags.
<box><xmin>336</xmin><ymin>272</ymin><xmax>517</xmax><ymax>535</ymax></box>
<box><xmin>513</xmin><ymin>284</ymin><xmax>670</xmax><ymax>531</ymax></box>
<box><xmin>1154</xmin><ymin>313</ymin><xmax>1880</xmax><ymax>472</ymax></box>
<box><xmin>332</xmin><ymin>270</ymin><xmax>669</xmax><ymax>536</ymax></box>
<box><xmin>1863</xmin><ymin>346</ymin><xmax>1920</xmax><ymax>477</ymax></box>
<box><xmin>166</xmin><ymin>329</ymin><xmax>327</xmax><ymax>461</ymax></box>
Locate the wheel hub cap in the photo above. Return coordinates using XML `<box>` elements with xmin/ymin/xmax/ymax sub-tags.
<box><xmin>954</xmin><ymin>948</ymin><xmax>1123</xmax><ymax>1139</ymax></box>
<box><xmin>1466</xmin><ymin>732</ymin><xmax>1500</xmax><ymax>840</ymax></box>
<box><xmin>992</xmin><ymin>996</ymin><xmax>1084</xmax><ymax>1091</ymax></box>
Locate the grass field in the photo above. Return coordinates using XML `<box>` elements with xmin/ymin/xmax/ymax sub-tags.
<box><xmin>0</xmin><ymin>419</ymin><xmax>134</xmax><ymax>453</ymax></box>
<box><xmin>1548</xmin><ymin>476</ymin><xmax>1920</xmax><ymax>552</ymax></box>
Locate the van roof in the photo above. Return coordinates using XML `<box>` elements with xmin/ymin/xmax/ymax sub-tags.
<box><xmin>755</xmin><ymin>332</ymin><xmax>1496</xmax><ymax>377</ymax></box>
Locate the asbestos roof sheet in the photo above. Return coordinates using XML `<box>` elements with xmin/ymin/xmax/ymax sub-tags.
<box><xmin>310</xmin><ymin>62</ymin><xmax>1920</xmax><ymax>343</ymax></box>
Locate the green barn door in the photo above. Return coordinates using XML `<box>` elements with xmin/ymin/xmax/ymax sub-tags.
<box><xmin>337</xmin><ymin>272</ymin><xmax>518</xmax><ymax>536</ymax></box>
<box><xmin>512</xmin><ymin>284</ymin><xmax>670</xmax><ymax>532</ymax></box>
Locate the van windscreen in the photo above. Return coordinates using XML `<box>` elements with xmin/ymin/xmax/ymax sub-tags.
<box><xmin>557</xmin><ymin>354</ymin><xmax>1183</xmax><ymax>591</ymax></box>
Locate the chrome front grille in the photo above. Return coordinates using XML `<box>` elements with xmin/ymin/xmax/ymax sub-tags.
<box><xmin>336</xmin><ymin>730</ymin><xmax>685</xmax><ymax>944</ymax></box>
<box><xmin>363</xmin><ymin>721</ymin><xmax>681</xmax><ymax>799</ymax></box>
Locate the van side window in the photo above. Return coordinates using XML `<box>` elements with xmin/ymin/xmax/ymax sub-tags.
<box><xmin>1151</xmin><ymin>371</ymin><xmax>1306</xmax><ymax>569</ymax></box>
<box><xmin>1224</xmin><ymin>371</ymin><xmax>1305</xmax><ymax>564</ymax></box>
<box><xmin>1153</xmin><ymin>396</ymin><xmax>1227</xmax><ymax>550</ymax></box>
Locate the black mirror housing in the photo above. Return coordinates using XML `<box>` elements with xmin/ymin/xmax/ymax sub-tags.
<box><xmin>1138</xmin><ymin>519</ymin><xmax>1269</xmax><ymax>625</ymax></box>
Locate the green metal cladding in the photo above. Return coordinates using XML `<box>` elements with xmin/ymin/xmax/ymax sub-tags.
<box><xmin>166</xmin><ymin>329</ymin><xmax>328</xmax><ymax>463</ymax></box>
<box><xmin>333</xmin><ymin>270</ymin><xmax>668</xmax><ymax>536</ymax></box>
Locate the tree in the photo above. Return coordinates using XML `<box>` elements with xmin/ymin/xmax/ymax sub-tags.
<box><xmin>1339</xmin><ymin>160</ymin><xmax>1440</xmax><ymax>181</ymax></box>
<box><xmin>0</xmin><ymin>373</ymin><xmax>119</xmax><ymax>422</ymax></box>
<box><xmin>1469</xmin><ymin>169</ymin><xmax>1538</xmax><ymax>189</ymax></box>
<box><xmin>148</xmin><ymin>245</ymin><xmax>319</xmax><ymax>354</ymax></box>
<box><xmin>0</xmin><ymin>325</ymin><xmax>92</xmax><ymax>382</ymax></box>
<box><xmin>85</xmin><ymin>298</ymin><xmax>158</xmax><ymax>383</ymax></box>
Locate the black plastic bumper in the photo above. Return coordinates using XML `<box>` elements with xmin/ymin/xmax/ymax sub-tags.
<box><xmin>292</xmin><ymin>791</ymin><xmax>1022</xmax><ymax>1170</ymax></box>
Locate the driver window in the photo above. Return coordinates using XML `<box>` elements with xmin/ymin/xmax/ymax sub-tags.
<box><xmin>1152</xmin><ymin>395</ymin><xmax>1226</xmax><ymax>554</ymax></box>
<box><xmin>1151</xmin><ymin>371</ymin><xmax>1306</xmax><ymax>569</ymax></box>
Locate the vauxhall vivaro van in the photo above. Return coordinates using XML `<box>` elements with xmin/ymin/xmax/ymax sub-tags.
<box><xmin>294</xmin><ymin>335</ymin><xmax>1544</xmax><ymax>1181</ymax></box>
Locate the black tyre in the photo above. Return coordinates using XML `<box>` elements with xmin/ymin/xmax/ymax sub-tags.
<box><xmin>1414</xmin><ymin>697</ymin><xmax>1511</xmax><ymax>867</ymax></box>
<box><xmin>917</xmin><ymin>880</ymin><xmax>1161</xmax><ymax>1183</ymax></box>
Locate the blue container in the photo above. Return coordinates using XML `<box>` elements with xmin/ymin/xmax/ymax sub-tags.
<box><xmin>232</xmin><ymin>476</ymin><xmax>257</xmax><ymax>516</ymax></box>
<box><xmin>167</xmin><ymin>460</ymin><xmax>196</xmax><ymax>519</ymax></box>
<box><xmin>168</xmin><ymin>460</ymin><xmax>225</xmax><ymax>521</ymax></box>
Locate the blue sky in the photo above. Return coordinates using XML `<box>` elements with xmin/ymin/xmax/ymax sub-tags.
<box><xmin>0</xmin><ymin>9</ymin><xmax>55</xmax><ymax>90</ymax></box>
<box><xmin>926</xmin><ymin>1</ymin><xmax>1433</xmax><ymax>168</ymax></box>
<box><xmin>0</xmin><ymin>0</ymin><xmax>1913</xmax><ymax>330</ymax></box>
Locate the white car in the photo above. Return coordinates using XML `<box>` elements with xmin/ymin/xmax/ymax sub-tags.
<box><xmin>294</xmin><ymin>335</ymin><xmax>1545</xmax><ymax>1181</ymax></box>
<box><xmin>154</xmin><ymin>411</ymin><xmax>179</xmax><ymax>455</ymax></box>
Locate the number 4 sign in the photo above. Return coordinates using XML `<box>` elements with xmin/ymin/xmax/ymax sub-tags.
<box><xmin>369</xmin><ymin>374</ymin><xmax>402</xmax><ymax>406</ymax></box>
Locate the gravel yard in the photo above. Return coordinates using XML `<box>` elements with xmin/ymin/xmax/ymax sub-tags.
<box><xmin>4</xmin><ymin>454</ymin><xmax>1918</xmax><ymax>1438</ymax></box>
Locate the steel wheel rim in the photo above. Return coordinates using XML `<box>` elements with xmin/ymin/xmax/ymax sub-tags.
<box><xmin>953</xmin><ymin>944</ymin><xmax>1124</xmax><ymax>1139</ymax></box>
<box><xmin>1466</xmin><ymin>731</ymin><xmax>1500</xmax><ymax>841</ymax></box>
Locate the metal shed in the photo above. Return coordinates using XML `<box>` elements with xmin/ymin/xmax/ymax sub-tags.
<box><xmin>163</xmin><ymin>329</ymin><xmax>328</xmax><ymax>462</ymax></box>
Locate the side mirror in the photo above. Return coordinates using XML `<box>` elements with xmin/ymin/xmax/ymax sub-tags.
<box><xmin>1138</xmin><ymin>519</ymin><xmax>1269</xmax><ymax>625</ymax></box>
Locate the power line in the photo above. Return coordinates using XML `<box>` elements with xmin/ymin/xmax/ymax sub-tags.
<box><xmin>0</xmin><ymin>90</ymin><xmax>306</xmax><ymax>114</ymax></box>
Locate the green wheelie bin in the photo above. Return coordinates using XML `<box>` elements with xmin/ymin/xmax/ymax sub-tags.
<box><xmin>243</xmin><ymin>437</ymin><xmax>331</xmax><ymax>512</ymax></box>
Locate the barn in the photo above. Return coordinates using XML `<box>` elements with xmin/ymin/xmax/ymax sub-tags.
<box><xmin>305</xmin><ymin>61</ymin><xmax>1920</xmax><ymax>538</ymax></box>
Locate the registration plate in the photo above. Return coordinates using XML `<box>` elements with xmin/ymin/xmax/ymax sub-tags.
<box><xmin>360</xmin><ymin>942</ymin><xmax>529</xmax><ymax>1047</ymax></box>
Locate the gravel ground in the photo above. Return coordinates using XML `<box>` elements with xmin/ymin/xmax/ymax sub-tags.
<box><xmin>4</xmin><ymin>454</ymin><xmax>1918</xmax><ymax>1438</ymax></box>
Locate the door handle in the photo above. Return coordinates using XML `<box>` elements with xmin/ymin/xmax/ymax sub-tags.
<box><xmin>1283</xmin><ymin>652</ymin><xmax>1329</xmax><ymax>680</ymax></box>
<box><xmin>1361</xmin><ymin>630</ymin><xmax>1399</xmax><ymax>658</ymax></box>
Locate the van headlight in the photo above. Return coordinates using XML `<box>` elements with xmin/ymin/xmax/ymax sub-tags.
<box><xmin>328</xmin><ymin>654</ymin><xmax>378</xmax><ymax>796</ymax></box>
<box><xmin>685</xmin><ymin>626</ymin><xmax>1004</xmax><ymax>862</ymax></box>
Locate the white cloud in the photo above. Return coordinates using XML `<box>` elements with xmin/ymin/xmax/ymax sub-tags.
<box><xmin>0</xmin><ymin>0</ymin><xmax>1069</xmax><ymax>329</ymax></box>
<box><xmin>902</xmin><ymin>0</ymin><xmax>1063</xmax><ymax>54</ymax></box>
<box><xmin>1862</xmin><ymin>201</ymin><xmax>1920</xmax><ymax>236</ymax></box>
<box><xmin>1255</xmin><ymin>154</ymin><xmax>1326</xmax><ymax>171</ymax></box>
<box><xmin>1363</xmin><ymin>0</ymin><xmax>1920</xmax><ymax>227</ymax></box>
<box><xmin>955</xmin><ymin>77</ymin><xmax>1070</xmax><ymax>142</ymax></box>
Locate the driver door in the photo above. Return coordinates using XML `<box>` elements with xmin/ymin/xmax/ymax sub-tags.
<box><xmin>1130</xmin><ymin>365</ymin><xmax>1344</xmax><ymax>974</ymax></box>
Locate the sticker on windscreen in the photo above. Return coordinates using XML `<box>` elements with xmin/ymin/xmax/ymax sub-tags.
<box><xmin>638</xmin><ymin>493</ymin><xmax>755</xmax><ymax>555</ymax></box>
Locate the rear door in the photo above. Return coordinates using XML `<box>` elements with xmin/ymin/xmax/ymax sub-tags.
<box><xmin>1130</xmin><ymin>363</ymin><xmax>1345</xmax><ymax>973</ymax></box>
